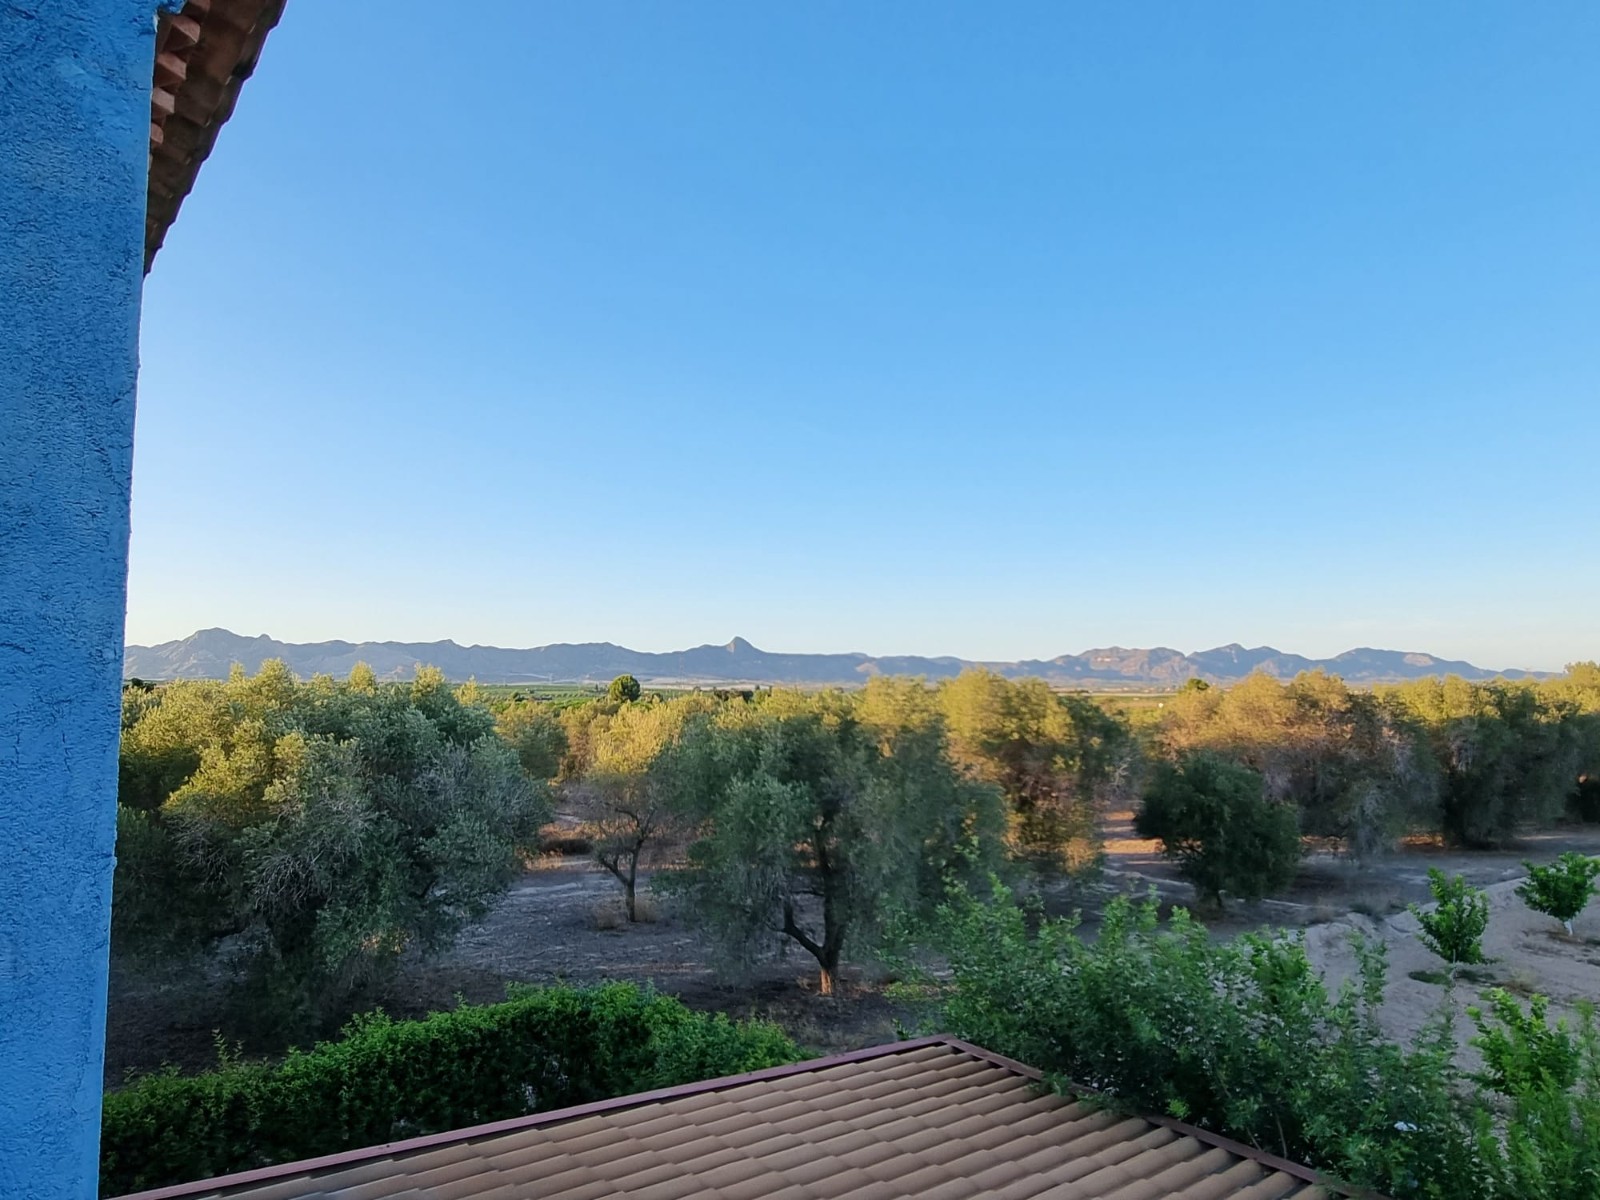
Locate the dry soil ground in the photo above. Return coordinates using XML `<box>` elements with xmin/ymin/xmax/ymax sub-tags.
<box><xmin>105</xmin><ymin>820</ymin><xmax>1600</xmax><ymax>1088</ymax></box>
<box><xmin>1098</xmin><ymin>811</ymin><xmax>1600</xmax><ymax>1053</ymax></box>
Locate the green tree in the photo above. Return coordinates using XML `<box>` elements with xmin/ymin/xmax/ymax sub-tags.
<box><xmin>571</xmin><ymin>695</ymin><xmax>712</xmax><ymax>920</ymax></box>
<box><xmin>1388</xmin><ymin>676</ymin><xmax>1581</xmax><ymax>848</ymax></box>
<box><xmin>937</xmin><ymin>670</ymin><xmax>1133</xmax><ymax>872</ymax></box>
<box><xmin>1160</xmin><ymin>671</ymin><xmax>1437</xmax><ymax>859</ymax></box>
<box><xmin>1517</xmin><ymin>853</ymin><xmax>1600</xmax><ymax>937</ymax></box>
<box><xmin>1134</xmin><ymin>752</ymin><xmax>1301</xmax><ymax>907</ymax></box>
<box><xmin>496</xmin><ymin>699</ymin><xmax>569</xmax><ymax>781</ymax></box>
<box><xmin>113</xmin><ymin>662</ymin><xmax>551</xmax><ymax>1032</ymax></box>
<box><xmin>661</xmin><ymin>691</ymin><xmax>1004</xmax><ymax>995</ymax></box>
<box><xmin>1410</xmin><ymin>869</ymin><xmax>1490</xmax><ymax>971</ymax></box>
<box><xmin>607</xmin><ymin>674</ymin><xmax>642</xmax><ymax>704</ymax></box>
<box><xmin>1547</xmin><ymin>663</ymin><xmax>1600</xmax><ymax>823</ymax></box>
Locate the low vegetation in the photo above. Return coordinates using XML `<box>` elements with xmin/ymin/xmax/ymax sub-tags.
<box><xmin>1517</xmin><ymin>852</ymin><xmax>1600</xmax><ymax>936</ymax></box>
<box><xmin>1410</xmin><ymin>869</ymin><xmax>1491</xmax><ymax>971</ymax></box>
<box><xmin>910</xmin><ymin>880</ymin><xmax>1600</xmax><ymax>1200</ymax></box>
<box><xmin>100</xmin><ymin>982</ymin><xmax>799</xmax><ymax>1196</ymax></box>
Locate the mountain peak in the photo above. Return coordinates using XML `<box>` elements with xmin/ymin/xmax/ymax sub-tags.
<box><xmin>123</xmin><ymin>630</ymin><xmax>1550</xmax><ymax>686</ymax></box>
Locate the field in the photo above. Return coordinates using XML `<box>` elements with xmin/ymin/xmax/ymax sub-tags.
<box><xmin>104</xmin><ymin>814</ymin><xmax>1600</xmax><ymax>1088</ymax></box>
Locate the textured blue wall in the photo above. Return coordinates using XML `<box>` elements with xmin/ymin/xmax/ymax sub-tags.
<box><xmin>0</xmin><ymin>4</ymin><xmax>155</xmax><ymax>1196</ymax></box>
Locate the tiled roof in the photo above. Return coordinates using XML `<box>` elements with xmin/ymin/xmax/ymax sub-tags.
<box><xmin>146</xmin><ymin>0</ymin><xmax>287</xmax><ymax>271</ymax></box>
<box><xmin>114</xmin><ymin>1037</ymin><xmax>1353</xmax><ymax>1200</ymax></box>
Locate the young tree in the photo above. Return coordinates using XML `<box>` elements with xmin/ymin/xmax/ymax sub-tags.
<box><xmin>570</xmin><ymin>696</ymin><xmax>711</xmax><ymax>921</ymax></box>
<box><xmin>1410</xmin><ymin>869</ymin><xmax>1490</xmax><ymax>972</ymax></box>
<box><xmin>607</xmin><ymin>673</ymin><xmax>643</xmax><ymax>704</ymax></box>
<box><xmin>661</xmin><ymin>692</ymin><xmax>1004</xmax><ymax>995</ymax></box>
<box><xmin>1517</xmin><ymin>853</ymin><xmax>1600</xmax><ymax>936</ymax></box>
<box><xmin>1135</xmin><ymin>752</ymin><xmax>1301</xmax><ymax>908</ymax></box>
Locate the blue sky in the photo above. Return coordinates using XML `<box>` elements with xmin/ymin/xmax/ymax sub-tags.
<box><xmin>131</xmin><ymin>3</ymin><xmax>1600</xmax><ymax>670</ymax></box>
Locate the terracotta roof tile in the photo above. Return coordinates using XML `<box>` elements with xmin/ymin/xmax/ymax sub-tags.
<box><xmin>112</xmin><ymin>1037</ymin><xmax>1367</xmax><ymax>1200</ymax></box>
<box><xmin>145</xmin><ymin>1</ymin><xmax>287</xmax><ymax>271</ymax></box>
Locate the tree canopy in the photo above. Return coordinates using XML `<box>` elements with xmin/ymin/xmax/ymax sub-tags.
<box><xmin>607</xmin><ymin>674</ymin><xmax>643</xmax><ymax>704</ymax></box>
<box><xmin>115</xmin><ymin>662</ymin><xmax>550</xmax><ymax>1031</ymax></box>
<box><xmin>660</xmin><ymin>688</ymin><xmax>1005</xmax><ymax>994</ymax></box>
<box><xmin>1135</xmin><ymin>750</ymin><xmax>1301</xmax><ymax>906</ymax></box>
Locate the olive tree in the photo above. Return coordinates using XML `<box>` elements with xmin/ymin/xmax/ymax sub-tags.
<box><xmin>937</xmin><ymin>670</ymin><xmax>1133</xmax><ymax>872</ymax></box>
<box><xmin>1388</xmin><ymin>677</ymin><xmax>1582</xmax><ymax>848</ymax></box>
<box><xmin>660</xmin><ymin>691</ymin><xmax>1004</xmax><ymax>995</ymax></box>
<box><xmin>496</xmin><ymin>698</ymin><xmax>569</xmax><ymax>781</ymax></box>
<box><xmin>568</xmin><ymin>695</ymin><xmax>712</xmax><ymax>921</ymax></box>
<box><xmin>114</xmin><ymin>662</ymin><xmax>551</xmax><ymax>1032</ymax></box>
<box><xmin>1159</xmin><ymin>671</ymin><xmax>1436</xmax><ymax>860</ymax></box>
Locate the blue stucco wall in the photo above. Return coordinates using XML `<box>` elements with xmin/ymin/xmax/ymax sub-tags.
<box><xmin>0</xmin><ymin>4</ymin><xmax>156</xmax><ymax>1196</ymax></box>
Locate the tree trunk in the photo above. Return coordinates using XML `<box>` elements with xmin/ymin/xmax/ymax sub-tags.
<box><xmin>623</xmin><ymin>875</ymin><xmax>637</xmax><ymax>922</ymax></box>
<box><xmin>782</xmin><ymin>900</ymin><xmax>842</xmax><ymax>997</ymax></box>
<box><xmin>818</xmin><ymin>956</ymin><xmax>838</xmax><ymax>997</ymax></box>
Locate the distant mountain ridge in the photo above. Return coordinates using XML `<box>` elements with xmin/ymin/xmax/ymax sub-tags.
<box><xmin>122</xmin><ymin>628</ymin><xmax>1552</xmax><ymax>688</ymax></box>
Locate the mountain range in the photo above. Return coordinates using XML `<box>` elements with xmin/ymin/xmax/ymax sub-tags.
<box><xmin>122</xmin><ymin>628</ymin><xmax>1551</xmax><ymax>688</ymax></box>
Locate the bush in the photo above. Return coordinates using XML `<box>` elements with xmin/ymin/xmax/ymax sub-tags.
<box><xmin>1410</xmin><ymin>869</ymin><xmax>1490</xmax><ymax>969</ymax></box>
<box><xmin>1469</xmin><ymin>990</ymin><xmax>1600</xmax><ymax>1198</ymax></box>
<box><xmin>99</xmin><ymin>983</ymin><xmax>799</xmax><ymax>1196</ymax></box>
<box><xmin>914</xmin><ymin>879</ymin><xmax>1600</xmax><ymax>1198</ymax></box>
<box><xmin>1517</xmin><ymin>853</ymin><xmax>1600</xmax><ymax>936</ymax></box>
<box><xmin>1134</xmin><ymin>752</ymin><xmax>1301</xmax><ymax>906</ymax></box>
<box><xmin>912</xmin><ymin>880</ymin><xmax>1491</xmax><ymax>1198</ymax></box>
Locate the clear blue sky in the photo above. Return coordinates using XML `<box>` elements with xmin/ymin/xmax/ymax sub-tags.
<box><xmin>131</xmin><ymin>3</ymin><xmax>1600</xmax><ymax>671</ymax></box>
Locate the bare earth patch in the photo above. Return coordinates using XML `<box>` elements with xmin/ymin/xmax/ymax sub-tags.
<box><xmin>1100</xmin><ymin>810</ymin><xmax>1600</xmax><ymax>1055</ymax></box>
<box><xmin>105</xmin><ymin>857</ymin><xmax>907</xmax><ymax>1087</ymax></box>
<box><xmin>105</xmin><ymin>824</ymin><xmax>1600</xmax><ymax>1087</ymax></box>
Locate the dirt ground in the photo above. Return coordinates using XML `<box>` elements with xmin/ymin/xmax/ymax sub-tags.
<box><xmin>104</xmin><ymin>818</ymin><xmax>1600</xmax><ymax>1088</ymax></box>
<box><xmin>103</xmin><ymin>857</ymin><xmax>910</xmax><ymax>1087</ymax></box>
<box><xmin>1098</xmin><ymin>811</ymin><xmax>1600</xmax><ymax>1055</ymax></box>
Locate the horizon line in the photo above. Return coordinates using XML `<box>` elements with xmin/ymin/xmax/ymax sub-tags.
<box><xmin>122</xmin><ymin>626</ymin><xmax>1562</xmax><ymax>676</ymax></box>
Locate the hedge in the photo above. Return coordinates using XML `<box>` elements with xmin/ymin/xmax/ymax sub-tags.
<box><xmin>101</xmin><ymin>983</ymin><xmax>801</xmax><ymax>1196</ymax></box>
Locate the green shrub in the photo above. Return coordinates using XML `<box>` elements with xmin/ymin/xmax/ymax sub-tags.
<box><xmin>1469</xmin><ymin>991</ymin><xmax>1600</xmax><ymax>1199</ymax></box>
<box><xmin>1134</xmin><ymin>752</ymin><xmax>1301</xmax><ymax>906</ymax></box>
<box><xmin>911</xmin><ymin>880</ymin><xmax>1492</xmax><ymax>1198</ymax></box>
<box><xmin>1516</xmin><ymin>853</ymin><xmax>1600</xmax><ymax>936</ymax></box>
<box><xmin>100</xmin><ymin>983</ymin><xmax>799</xmax><ymax>1196</ymax></box>
<box><xmin>1410</xmin><ymin>869</ymin><xmax>1490</xmax><ymax>969</ymax></box>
